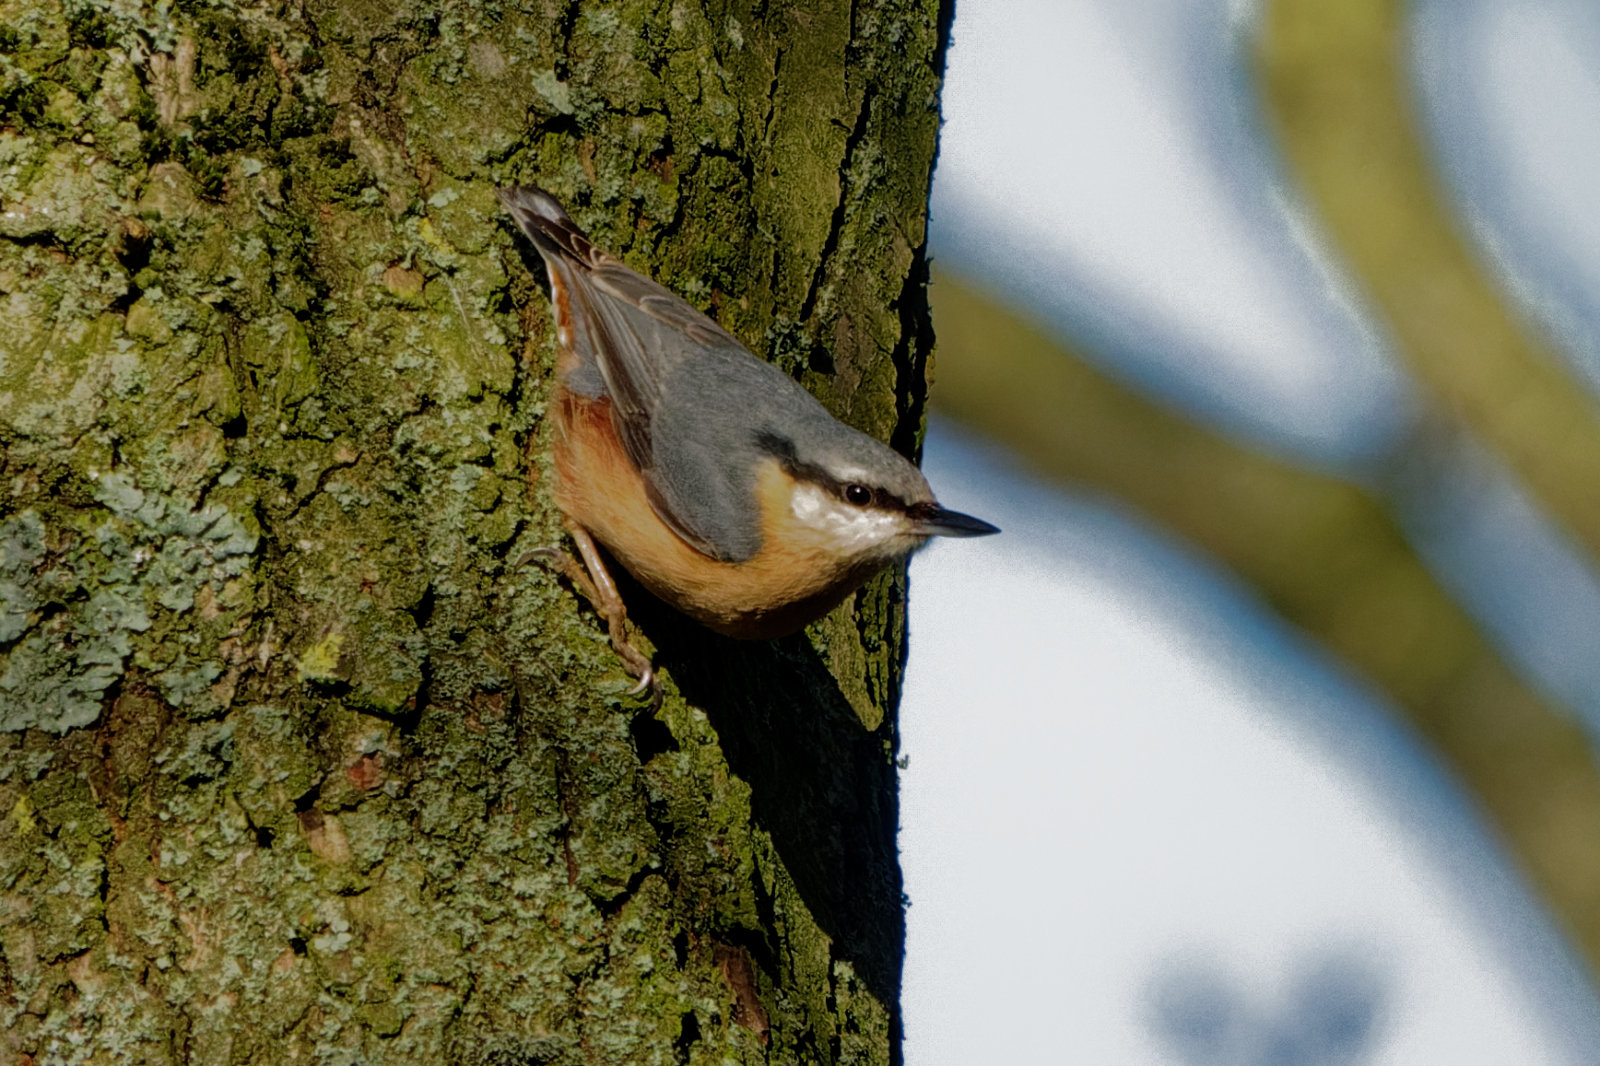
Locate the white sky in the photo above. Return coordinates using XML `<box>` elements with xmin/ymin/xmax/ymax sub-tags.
<box><xmin>902</xmin><ymin>430</ymin><xmax>1597</xmax><ymax>1065</ymax></box>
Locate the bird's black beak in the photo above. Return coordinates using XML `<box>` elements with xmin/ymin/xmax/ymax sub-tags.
<box><xmin>908</xmin><ymin>502</ymin><xmax>1001</xmax><ymax>538</ymax></box>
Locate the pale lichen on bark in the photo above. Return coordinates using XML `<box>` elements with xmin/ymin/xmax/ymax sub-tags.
<box><xmin>0</xmin><ymin>0</ymin><xmax>946</xmax><ymax>1061</ymax></box>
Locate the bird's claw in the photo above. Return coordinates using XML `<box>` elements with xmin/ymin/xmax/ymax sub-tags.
<box><xmin>613</xmin><ymin>634</ymin><xmax>660</xmax><ymax>707</ymax></box>
<box><xmin>514</xmin><ymin>545</ymin><xmax>565</xmax><ymax>569</ymax></box>
<box><xmin>626</xmin><ymin>664</ymin><xmax>662</xmax><ymax>710</ymax></box>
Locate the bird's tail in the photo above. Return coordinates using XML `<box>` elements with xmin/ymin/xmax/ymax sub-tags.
<box><xmin>498</xmin><ymin>185</ymin><xmax>602</xmax><ymax>268</ymax></box>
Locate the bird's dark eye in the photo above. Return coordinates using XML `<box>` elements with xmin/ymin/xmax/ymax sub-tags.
<box><xmin>844</xmin><ymin>484</ymin><xmax>873</xmax><ymax>506</ymax></box>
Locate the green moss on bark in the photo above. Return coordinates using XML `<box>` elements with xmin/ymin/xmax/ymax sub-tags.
<box><xmin>0</xmin><ymin>0</ymin><xmax>946</xmax><ymax>1061</ymax></box>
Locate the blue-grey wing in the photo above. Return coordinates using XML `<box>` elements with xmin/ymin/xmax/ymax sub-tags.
<box><xmin>646</xmin><ymin>349</ymin><xmax>849</xmax><ymax>564</ymax></box>
<box><xmin>502</xmin><ymin>185</ymin><xmax>778</xmax><ymax>561</ymax></box>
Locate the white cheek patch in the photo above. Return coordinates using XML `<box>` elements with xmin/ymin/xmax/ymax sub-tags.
<box><xmin>789</xmin><ymin>483</ymin><xmax>906</xmax><ymax>553</ymax></box>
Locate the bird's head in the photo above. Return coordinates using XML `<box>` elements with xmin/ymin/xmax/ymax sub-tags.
<box><xmin>755</xmin><ymin>427</ymin><xmax>999</xmax><ymax>569</ymax></box>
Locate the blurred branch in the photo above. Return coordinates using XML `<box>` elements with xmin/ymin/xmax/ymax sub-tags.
<box><xmin>930</xmin><ymin>271</ymin><xmax>1600</xmax><ymax>970</ymax></box>
<box><xmin>1256</xmin><ymin>0</ymin><xmax>1600</xmax><ymax>563</ymax></box>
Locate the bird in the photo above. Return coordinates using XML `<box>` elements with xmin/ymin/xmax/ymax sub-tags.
<box><xmin>501</xmin><ymin>185</ymin><xmax>998</xmax><ymax>695</ymax></box>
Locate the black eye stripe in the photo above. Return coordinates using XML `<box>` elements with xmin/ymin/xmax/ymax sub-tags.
<box><xmin>754</xmin><ymin>431</ymin><xmax>909</xmax><ymax>513</ymax></box>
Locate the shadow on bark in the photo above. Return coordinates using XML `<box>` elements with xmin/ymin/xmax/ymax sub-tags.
<box><xmin>635</xmin><ymin>587</ymin><xmax>904</xmax><ymax>1013</ymax></box>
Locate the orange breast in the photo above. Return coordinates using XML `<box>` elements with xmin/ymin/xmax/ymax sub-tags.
<box><xmin>548</xmin><ymin>386</ymin><xmax>882</xmax><ymax>638</ymax></box>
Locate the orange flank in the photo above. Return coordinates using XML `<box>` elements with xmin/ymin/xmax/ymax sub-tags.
<box><xmin>549</xmin><ymin>385</ymin><xmax>883</xmax><ymax>639</ymax></box>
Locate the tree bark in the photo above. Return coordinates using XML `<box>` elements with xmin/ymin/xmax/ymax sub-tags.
<box><xmin>0</xmin><ymin>1</ymin><xmax>948</xmax><ymax>1061</ymax></box>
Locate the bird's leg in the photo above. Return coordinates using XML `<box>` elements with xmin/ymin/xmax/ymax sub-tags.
<box><xmin>517</xmin><ymin>546</ymin><xmax>601</xmax><ymax>605</ymax></box>
<box><xmin>519</xmin><ymin>526</ymin><xmax>658</xmax><ymax>703</ymax></box>
<box><xmin>567</xmin><ymin>526</ymin><xmax>657</xmax><ymax>699</ymax></box>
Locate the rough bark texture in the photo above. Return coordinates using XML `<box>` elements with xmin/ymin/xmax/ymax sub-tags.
<box><xmin>0</xmin><ymin>0</ymin><xmax>947</xmax><ymax>1061</ymax></box>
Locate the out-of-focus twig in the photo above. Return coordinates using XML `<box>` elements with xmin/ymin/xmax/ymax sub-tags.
<box><xmin>930</xmin><ymin>271</ymin><xmax>1600</xmax><ymax>970</ymax></box>
<box><xmin>1257</xmin><ymin>0</ymin><xmax>1600</xmax><ymax>563</ymax></box>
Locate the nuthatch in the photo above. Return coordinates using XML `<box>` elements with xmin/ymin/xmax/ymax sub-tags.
<box><xmin>502</xmin><ymin>185</ymin><xmax>998</xmax><ymax>693</ymax></box>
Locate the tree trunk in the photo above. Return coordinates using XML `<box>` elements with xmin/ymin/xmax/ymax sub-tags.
<box><xmin>0</xmin><ymin>1</ymin><xmax>947</xmax><ymax>1061</ymax></box>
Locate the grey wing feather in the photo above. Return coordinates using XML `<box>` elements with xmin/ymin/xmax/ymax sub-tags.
<box><xmin>560</xmin><ymin>261</ymin><xmax>660</xmax><ymax>467</ymax></box>
<box><xmin>502</xmin><ymin>185</ymin><xmax>773</xmax><ymax>561</ymax></box>
<box><xmin>501</xmin><ymin>187</ymin><xmax>659</xmax><ymax>466</ymax></box>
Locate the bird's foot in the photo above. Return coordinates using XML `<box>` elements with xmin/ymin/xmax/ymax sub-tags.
<box><xmin>518</xmin><ymin>534</ymin><xmax>660</xmax><ymax>707</ymax></box>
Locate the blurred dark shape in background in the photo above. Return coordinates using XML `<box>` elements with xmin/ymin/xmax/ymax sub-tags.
<box><xmin>1148</xmin><ymin>948</ymin><xmax>1386</xmax><ymax>1066</ymax></box>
